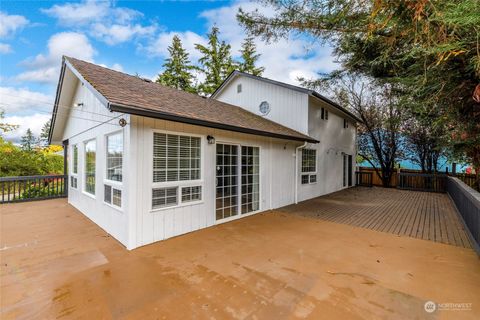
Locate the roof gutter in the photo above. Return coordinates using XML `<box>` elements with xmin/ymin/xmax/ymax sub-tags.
<box><xmin>108</xmin><ymin>102</ymin><xmax>318</xmax><ymax>144</ymax></box>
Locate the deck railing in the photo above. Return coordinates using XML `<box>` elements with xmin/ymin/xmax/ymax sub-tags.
<box><xmin>397</xmin><ymin>172</ymin><xmax>447</xmax><ymax>193</ymax></box>
<box><xmin>446</xmin><ymin>177</ymin><xmax>480</xmax><ymax>253</ymax></box>
<box><xmin>355</xmin><ymin>171</ymin><xmax>373</xmax><ymax>187</ymax></box>
<box><xmin>0</xmin><ymin>175</ymin><xmax>67</xmax><ymax>204</ymax></box>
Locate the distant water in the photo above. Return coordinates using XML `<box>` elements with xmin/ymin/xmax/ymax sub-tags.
<box><xmin>359</xmin><ymin>158</ymin><xmax>470</xmax><ymax>173</ymax></box>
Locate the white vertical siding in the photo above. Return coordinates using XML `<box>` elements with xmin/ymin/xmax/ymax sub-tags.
<box><xmin>62</xmin><ymin>81</ymin><xmax>130</xmax><ymax>247</ymax></box>
<box><xmin>131</xmin><ymin>116</ymin><xmax>301</xmax><ymax>248</ymax></box>
<box><xmin>214</xmin><ymin>76</ymin><xmax>310</xmax><ymax>135</ymax></box>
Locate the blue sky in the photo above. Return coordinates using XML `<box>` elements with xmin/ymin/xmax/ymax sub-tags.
<box><xmin>0</xmin><ymin>0</ymin><xmax>337</xmax><ymax>142</ymax></box>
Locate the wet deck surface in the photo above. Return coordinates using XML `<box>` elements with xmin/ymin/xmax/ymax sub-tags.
<box><xmin>281</xmin><ymin>187</ymin><xmax>472</xmax><ymax>248</ymax></box>
<box><xmin>1</xmin><ymin>198</ymin><xmax>479</xmax><ymax>319</ymax></box>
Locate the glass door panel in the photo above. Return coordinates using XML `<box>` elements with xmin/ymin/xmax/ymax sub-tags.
<box><xmin>216</xmin><ymin>144</ymin><xmax>239</xmax><ymax>220</ymax></box>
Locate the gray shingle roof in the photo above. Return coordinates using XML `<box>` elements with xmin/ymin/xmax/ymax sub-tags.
<box><xmin>64</xmin><ymin>57</ymin><xmax>318</xmax><ymax>143</ymax></box>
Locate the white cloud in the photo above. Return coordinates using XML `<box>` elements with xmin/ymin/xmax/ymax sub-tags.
<box><xmin>2</xmin><ymin>113</ymin><xmax>51</xmax><ymax>143</ymax></box>
<box><xmin>145</xmin><ymin>31</ymin><xmax>208</xmax><ymax>61</ymax></box>
<box><xmin>0</xmin><ymin>87</ymin><xmax>53</xmax><ymax>113</ymax></box>
<box><xmin>92</xmin><ymin>23</ymin><xmax>155</xmax><ymax>45</ymax></box>
<box><xmin>198</xmin><ymin>1</ymin><xmax>338</xmax><ymax>85</ymax></box>
<box><xmin>0</xmin><ymin>11</ymin><xmax>29</xmax><ymax>38</ymax></box>
<box><xmin>42</xmin><ymin>0</ymin><xmax>155</xmax><ymax>45</ymax></box>
<box><xmin>16</xmin><ymin>32</ymin><xmax>95</xmax><ymax>83</ymax></box>
<box><xmin>0</xmin><ymin>43</ymin><xmax>12</xmax><ymax>54</ymax></box>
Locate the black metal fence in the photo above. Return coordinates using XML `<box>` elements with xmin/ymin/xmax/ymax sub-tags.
<box><xmin>446</xmin><ymin>177</ymin><xmax>480</xmax><ymax>252</ymax></box>
<box><xmin>0</xmin><ymin>175</ymin><xmax>67</xmax><ymax>204</ymax></box>
<box><xmin>355</xmin><ymin>171</ymin><xmax>373</xmax><ymax>187</ymax></box>
<box><xmin>397</xmin><ymin>172</ymin><xmax>447</xmax><ymax>192</ymax></box>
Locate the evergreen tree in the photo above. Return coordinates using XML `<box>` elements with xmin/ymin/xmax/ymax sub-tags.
<box><xmin>21</xmin><ymin>128</ymin><xmax>36</xmax><ymax>151</ymax></box>
<box><xmin>238</xmin><ymin>36</ymin><xmax>264</xmax><ymax>76</ymax></box>
<box><xmin>39</xmin><ymin>119</ymin><xmax>51</xmax><ymax>147</ymax></box>
<box><xmin>195</xmin><ymin>26</ymin><xmax>235</xmax><ymax>95</ymax></box>
<box><xmin>156</xmin><ymin>35</ymin><xmax>196</xmax><ymax>93</ymax></box>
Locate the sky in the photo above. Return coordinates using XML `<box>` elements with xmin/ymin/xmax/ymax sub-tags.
<box><xmin>0</xmin><ymin>0</ymin><xmax>338</xmax><ymax>143</ymax></box>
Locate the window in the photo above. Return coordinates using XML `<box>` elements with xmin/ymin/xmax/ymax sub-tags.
<box><xmin>151</xmin><ymin>132</ymin><xmax>203</xmax><ymax>211</ymax></box>
<box><xmin>73</xmin><ymin>145</ymin><xmax>78</xmax><ymax>174</ymax></box>
<box><xmin>84</xmin><ymin>140</ymin><xmax>96</xmax><ymax>195</ymax></box>
<box><xmin>153</xmin><ymin>133</ymin><xmax>201</xmax><ymax>183</ymax></box>
<box><xmin>344</xmin><ymin>119</ymin><xmax>349</xmax><ymax>128</ymax></box>
<box><xmin>237</xmin><ymin>83</ymin><xmax>242</xmax><ymax>93</ymax></box>
<box><xmin>70</xmin><ymin>176</ymin><xmax>77</xmax><ymax>189</ymax></box>
<box><xmin>152</xmin><ymin>187</ymin><xmax>178</xmax><ymax>209</ymax></box>
<box><xmin>302</xmin><ymin>149</ymin><xmax>316</xmax><ymax>173</ymax></box>
<box><xmin>71</xmin><ymin>145</ymin><xmax>78</xmax><ymax>189</ymax></box>
<box><xmin>321</xmin><ymin>108</ymin><xmax>329</xmax><ymax>120</ymax></box>
<box><xmin>301</xmin><ymin>149</ymin><xmax>317</xmax><ymax>184</ymax></box>
<box><xmin>301</xmin><ymin>175</ymin><xmax>309</xmax><ymax>185</ymax></box>
<box><xmin>181</xmin><ymin>186</ymin><xmax>202</xmax><ymax>203</ymax></box>
<box><xmin>106</xmin><ymin>132</ymin><xmax>123</xmax><ymax>182</ymax></box>
<box><xmin>104</xmin><ymin>184</ymin><xmax>122</xmax><ymax>208</ymax></box>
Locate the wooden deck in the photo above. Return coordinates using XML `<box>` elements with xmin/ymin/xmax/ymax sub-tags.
<box><xmin>281</xmin><ymin>187</ymin><xmax>472</xmax><ymax>248</ymax></box>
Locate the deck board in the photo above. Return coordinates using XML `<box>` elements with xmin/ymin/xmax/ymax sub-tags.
<box><xmin>281</xmin><ymin>187</ymin><xmax>472</xmax><ymax>249</ymax></box>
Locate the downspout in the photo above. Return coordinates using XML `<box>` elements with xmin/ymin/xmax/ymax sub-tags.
<box><xmin>294</xmin><ymin>141</ymin><xmax>308</xmax><ymax>204</ymax></box>
<box><xmin>62</xmin><ymin>139</ymin><xmax>69</xmax><ymax>197</ymax></box>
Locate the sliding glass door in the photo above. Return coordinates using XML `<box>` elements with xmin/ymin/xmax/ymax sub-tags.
<box><xmin>216</xmin><ymin>143</ymin><xmax>259</xmax><ymax>221</ymax></box>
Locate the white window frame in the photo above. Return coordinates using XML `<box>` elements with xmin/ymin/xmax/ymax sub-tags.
<box><xmin>150</xmin><ymin>129</ymin><xmax>204</xmax><ymax>212</ymax></box>
<box><xmin>83</xmin><ymin>138</ymin><xmax>96</xmax><ymax>198</ymax></box>
<box><xmin>103</xmin><ymin>130</ymin><xmax>124</xmax><ymax>211</ymax></box>
<box><xmin>70</xmin><ymin>144</ymin><xmax>79</xmax><ymax>190</ymax></box>
<box><xmin>301</xmin><ymin>148</ymin><xmax>317</xmax><ymax>185</ymax></box>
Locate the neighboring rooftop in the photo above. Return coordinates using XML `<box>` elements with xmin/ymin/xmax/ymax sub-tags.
<box><xmin>61</xmin><ymin>57</ymin><xmax>317</xmax><ymax>143</ymax></box>
<box><xmin>211</xmin><ymin>70</ymin><xmax>362</xmax><ymax>123</ymax></box>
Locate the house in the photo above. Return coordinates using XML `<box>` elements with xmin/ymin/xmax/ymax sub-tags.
<box><xmin>49</xmin><ymin>57</ymin><xmax>359</xmax><ymax>250</ymax></box>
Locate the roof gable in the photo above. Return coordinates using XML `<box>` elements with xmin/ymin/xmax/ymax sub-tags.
<box><xmin>212</xmin><ymin>71</ymin><xmax>362</xmax><ymax>123</ymax></box>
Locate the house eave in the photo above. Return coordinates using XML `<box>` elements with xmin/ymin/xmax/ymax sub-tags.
<box><xmin>109</xmin><ymin>102</ymin><xmax>318</xmax><ymax>144</ymax></box>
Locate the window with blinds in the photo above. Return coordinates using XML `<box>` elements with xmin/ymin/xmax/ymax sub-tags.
<box><xmin>153</xmin><ymin>133</ymin><xmax>201</xmax><ymax>183</ymax></box>
<box><xmin>152</xmin><ymin>187</ymin><xmax>178</xmax><ymax>209</ymax></box>
<box><xmin>181</xmin><ymin>186</ymin><xmax>202</xmax><ymax>203</ymax></box>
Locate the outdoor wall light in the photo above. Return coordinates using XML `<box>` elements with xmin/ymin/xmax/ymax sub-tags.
<box><xmin>207</xmin><ymin>135</ymin><xmax>216</xmax><ymax>144</ymax></box>
<box><xmin>74</xmin><ymin>102</ymin><xmax>84</xmax><ymax>107</ymax></box>
<box><xmin>119</xmin><ymin>118</ymin><xmax>127</xmax><ymax>127</ymax></box>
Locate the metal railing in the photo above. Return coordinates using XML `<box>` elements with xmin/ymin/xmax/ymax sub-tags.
<box><xmin>397</xmin><ymin>172</ymin><xmax>447</xmax><ymax>193</ymax></box>
<box><xmin>0</xmin><ymin>175</ymin><xmax>67</xmax><ymax>204</ymax></box>
<box><xmin>446</xmin><ymin>177</ymin><xmax>480</xmax><ymax>253</ymax></box>
<box><xmin>355</xmin><ymin>171</ymin><xmax>373</xmax><ymax>187</ymax></box>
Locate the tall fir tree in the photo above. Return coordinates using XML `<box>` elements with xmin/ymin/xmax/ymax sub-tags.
<box><xmin>39</xmin><ymin>119</ymin><xmax>51</xmax><ymax>147</ymax></box>
<box><xmin>238</xmin><ymin>36</ymin><xmax>264</xmax><ymax>76</ymax></box>
<box><xmin>195</xmin><ymin>26</ymin><xmax>235</xmax><ymax>95</ymax></box>
<box><xmin>156</xmin><ymin>35</ymin><xmax>196</xmax><ymax>93</ymax></box>
<box><xmin>21</xmin><ymin>128</ymin><xmax>36</xmax><ymax>151</ymax></box>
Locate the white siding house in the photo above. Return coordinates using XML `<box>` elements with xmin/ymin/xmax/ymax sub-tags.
<box><xmin>50</xmin><ymin>57</ymin><xmax>359</xmax><ymax>250</ymax></box>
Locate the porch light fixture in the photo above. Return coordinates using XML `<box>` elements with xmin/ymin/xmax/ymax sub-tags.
<box><xmin>74</xmin><ymin>102</ymin><xmax>84</xmax><ymax>107</ymax></box>
<box><xmin>119</xmin><ymin>118</ymin><xmax>127</xmax><ymax>127</ymax></box>
<box><xmin>207</xmin><ymin>135</ymin><xmax>215</xmax><ymax>144</ymax></box>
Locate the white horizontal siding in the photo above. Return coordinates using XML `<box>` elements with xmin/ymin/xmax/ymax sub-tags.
<box><xmin>214</xmin><ymin>76</ymin><xmax>309</xmax><ymax>135</ymax></box>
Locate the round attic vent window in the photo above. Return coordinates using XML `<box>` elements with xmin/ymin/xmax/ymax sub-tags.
<box><xmin>259</xmin><ymin>101</ymin><xmax>271</xmax><ymax>115</ymax></box>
